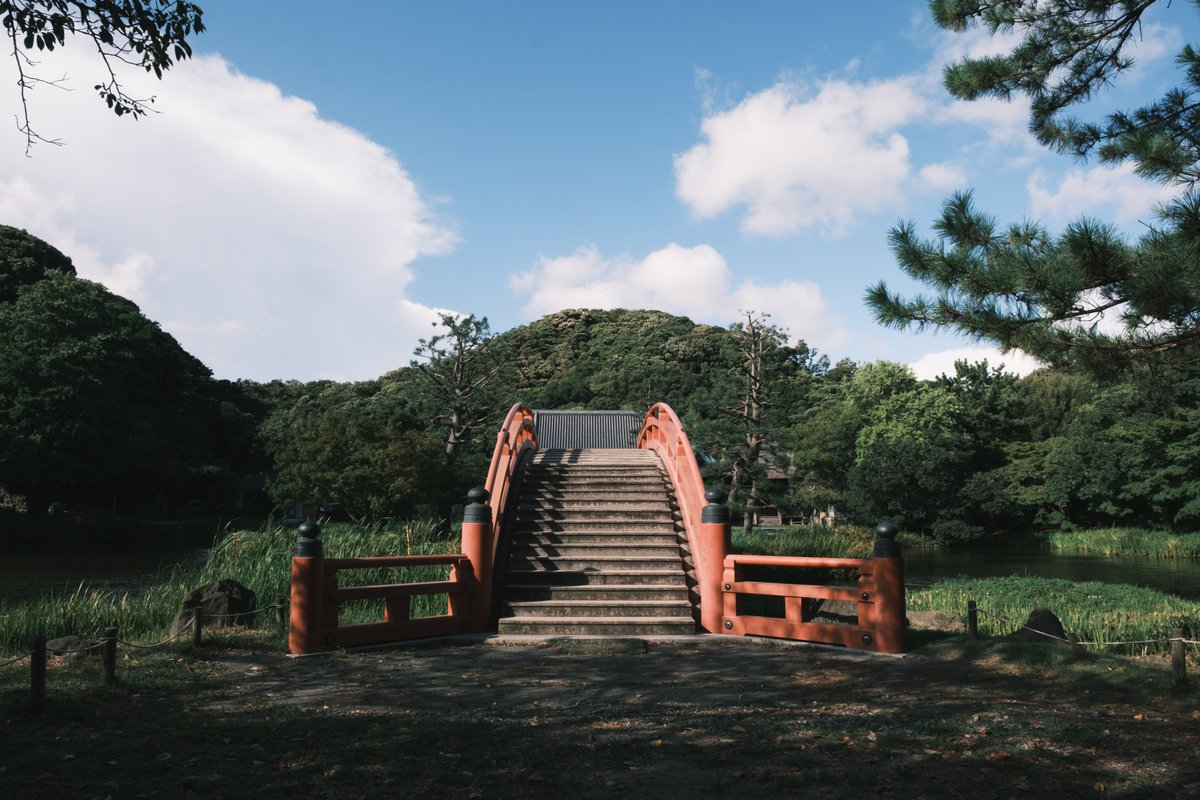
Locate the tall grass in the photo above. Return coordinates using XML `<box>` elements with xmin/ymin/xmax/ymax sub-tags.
<box><xmin>732</xmin><ymin>523</ymin><xmax>926</xmax><ymax>559</ymax></box>
<box><xmin>1049</xmin><ymin>527</ymin><xmax>1200</xmax><ymax>558</ymax></box>
<box><xmin>908</xmin><ymin>575</ymin><xmax>1199</xmax><ymax>654</ymax></box>
<box><xmin>0</xmin><ymin>519</ymin><xmax>457</xmax><ymax>655</ymax></box>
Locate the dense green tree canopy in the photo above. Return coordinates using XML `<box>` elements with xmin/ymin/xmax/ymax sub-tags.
<box><xmin>868</xmin><ymin>0</ymin><xmax>1200</xmax><ymax>376</ymax></box>
<box><xmin>0</xmin><ymin>224</ymin><xmax>75</xmax><ymax>302</ymax></box>
<box><xmin>0</xmin><ymin>271</ymin><xmax>215</xmax><ymax>509</ymax></box>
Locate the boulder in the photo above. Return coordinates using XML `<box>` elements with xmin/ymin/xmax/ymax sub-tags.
<box><xmin>46</xmin><ymin>635</ymin><xmax>100</xmax><ymax>661</ymax></box>
<box><xmin>1007</xmin><ymin>606</ymin><xmax>1087</xmax><ymax>656</ymax></box>
<box><xmin>171</xmin><ymin>579</ymin><xmax>258</xmax><ymax>636</ymax></box>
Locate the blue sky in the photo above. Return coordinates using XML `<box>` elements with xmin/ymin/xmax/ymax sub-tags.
<box><xmin>2</xmin><ymin>2</ymin><xmax>1195</xmax><ymax>381</ymax></box>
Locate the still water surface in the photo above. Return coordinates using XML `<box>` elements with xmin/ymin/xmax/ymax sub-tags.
<box><xmin>3</xmin><ymin>544</ymin><xmax>1198</xmax><ymax>600</ymax></box>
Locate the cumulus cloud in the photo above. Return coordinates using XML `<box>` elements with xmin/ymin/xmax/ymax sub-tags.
<box><xmin>909</xmin><ymin>346</ymin><xmax>1043</xmax><ymax>381</ymax></box>
<box><xmin>1027</xmin><ymin>162</ymin><xmax>1182</xmax><ymax>226</ymax></box>
<box><xmin>509</xmin><ymin>243</ymin><xmax>847</xmax><ymax>352</ymax></box>
<box><xmin>673</xmin><ymin>77</ymin><xmax>925</xmax><ymax>236</ymax></box>
<box><xmin>0</xmin><ymin>49</ymin><xmax>456</xmax><ymax>380</ymax></box>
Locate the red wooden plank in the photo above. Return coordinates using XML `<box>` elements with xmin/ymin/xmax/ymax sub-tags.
<box><xmin>725</xmin><ymin>554</ymin><xmax>870</xmax><ymax>571</ymax></box>
<box><xmin>732</xmin><ymin>615</ymin><xmax>870</xmax><ymax>649</ymax></box>
<box><xmin>335</xmin><ymin>580</ymin><xmax>464</xmax><ymax>602</ymax></box>
<box><xmin>325</xmin><ymin>555</ymin><xmax>467</xmax><ymax>571</ymax></box>
<box><xmin>728</xmin><ymin>581</ymin><xmax>861</xmax><ymax>602</ymax></box>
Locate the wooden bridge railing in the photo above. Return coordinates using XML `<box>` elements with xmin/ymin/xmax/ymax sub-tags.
<box><xmin>637</xmin><ymin>403</ymin><xmax>728</xmax><ymax>633</ymax></box>
<box><xmin>288</xmin><ymin>522</ymin><xmax>476</xmax><ymax>653</ymax></box>
<box><xmin>721</xmin><ymin>525</ymin><xmax>906</xmax><ymax>654</ymax></box>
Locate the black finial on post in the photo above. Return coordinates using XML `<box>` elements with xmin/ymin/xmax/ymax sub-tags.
<box><xmin>702</xmin><ymin>487</ymin><xmax>729</xmax><ymax>524</ymax></box>
<box><xmin>294</xmin><ymin>519</ymin><xmax>324</xmax><ymax>558</ymax></box>
<box><xmin>463</xmin><ymin>487</ymin><xmax>491</xmax><ymax>523</ymax></box>
<box><xmin>873</xmin><ymin>522</ymin><xmax>901</xmax><ymax>558</ymax></box>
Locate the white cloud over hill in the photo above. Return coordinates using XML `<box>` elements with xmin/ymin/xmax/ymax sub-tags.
<box><xmin>0</xmin><ymin>50</ymin><xmax>456</xmax><ymax>380</ymax></box>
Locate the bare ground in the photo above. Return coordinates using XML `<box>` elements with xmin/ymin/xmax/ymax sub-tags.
<box><xmin>4</xmin><ymin>632</ymin><xmax>1199</xmax><ymax>800</ymax></box>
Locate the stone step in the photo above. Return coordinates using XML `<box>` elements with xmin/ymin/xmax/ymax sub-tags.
<box><xmin>515</xmin><ymin>510</ymin><xmax>676</xmax><ymax>524</ymax></box>
<box><xmin>509</xmin><ymin>542</ymin><xmax>682</xmax><ymax>559</ymax></box>
<box><xmin>530</xmin><ymin>450</ymin><xmax>658</xmax><ymax>462</ymax></box>
<box><xmin>500</xmin><ymin>600</ymin><xmax>693</xmax><ymax>618</ymax></box>
<box><xmin>504</xmin><ymin>568</ymin><xmax>688</xmax><ymax>586</ymax></box>
<box><xmin>521</xmin><ymin>476</ymin><xmax>666</xmax><ymax>487</ymax></box>
<box><xmin>513</xmin><ymin>520</ymin><xmax>678</xmax><ymax>533</ymax></box>
<box><xmin>497</xmin><ymin>616</ymin><xmax>697</xmax><ymax>636</ymax></box>
<box><xmin>504</xmin><ymin>584</ymin><xmax>691</xmax><ymax>602</ymax></box>
<box><xmin>511</xmin><ymin>531</ymin><xmax>682</xmax><ymax>546</ymax></box>
<box><xmin>518</xmin><ymin>496</ymin><xmax>672</xmax><ymax>509</ymax></box>
<box><xmin>520</xmin><ymin>492</ymin><xmax>670</xmax><ymax>505</ymax></box>
<box><xmin>506</xmin><ymin>554</ymin><xmax>683</xmax><ymax>571</ymax></box>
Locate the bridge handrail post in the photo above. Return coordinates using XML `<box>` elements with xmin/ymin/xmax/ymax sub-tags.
<box><xmin>870</xmin><ymin>523</ymin><xmax>905</xmax><ymax>654</ymax></box>
<box><xmin>461</xmin><ymin>486</ymin><xmax>493</xmax><ymax>632</ymax></box>
<box><xmin>288</xmin><ymin>520</ymin><xmax>325</xmax><ymax>654</ymax></box>
<box><xmin>700</xmin><ymin>488</ymin><xmax>731</xmax><ymax>634</ymax></box>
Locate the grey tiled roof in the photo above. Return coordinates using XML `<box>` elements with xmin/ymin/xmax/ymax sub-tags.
<box><xmin>533</xmin><ymin>409</ymin><xmax>641</xmax><ymax>449</ymax></box>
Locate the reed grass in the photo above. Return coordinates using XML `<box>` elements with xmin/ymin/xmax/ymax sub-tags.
<box><xmin>1048</xmin><ymin>527</ymin><xmax>1200</xmax><ymax>558</ymax></box>
<box><xmin>0</xmin><ymin>519</ymin><xmax>457</xmax><ymax>655</ymax></box>
<box><xmin>733</xmin><ymin>523</ymin><xmax>926</xmax><ymax>559</ymax></box>
<box><xmin>908</xmin><ymin>575</ymin><xmax>1199</xmax><ymax>654</ymax></box>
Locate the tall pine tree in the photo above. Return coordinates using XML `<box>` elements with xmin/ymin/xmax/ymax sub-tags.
<box><xmin>867</xmin><ymin>0</ymin><xmax>1200</xmax><ymax>377</ymax></box>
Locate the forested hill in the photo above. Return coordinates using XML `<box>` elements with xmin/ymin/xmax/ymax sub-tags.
<box><xmin>497</xmin><ymin>308</ymin><xmax>740</xmax><ymax>414</ymax></box>
<box><xmin>3</xmin><ymin>224</ymin><xmax>1198</xmax><ymax>538</ymax></box>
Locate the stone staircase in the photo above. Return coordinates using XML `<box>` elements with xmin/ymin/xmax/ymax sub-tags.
<box><xmin>496</xmin><ymin>448</ymin><xmax>697</xmax><ymax>636</ymax></box>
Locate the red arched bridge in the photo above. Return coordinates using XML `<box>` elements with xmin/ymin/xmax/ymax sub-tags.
<box><xmin>288</xmin><ymin>403</ymin><xmax>906</xmax><ymax>654</ymax></box>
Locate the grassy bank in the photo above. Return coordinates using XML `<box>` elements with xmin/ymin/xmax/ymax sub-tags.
<box><xmin>908</xmin><ymin>575</ymin><xmax>1198</xmax><ymax>654</ymax></box>
<box><xmin>0</xmin><ymin>520</ymin><xmax>457</xmax><ymax>656</ymax></box>
<box><xmin>1049</xmin><ymin>527</ymin><xmax>1200</xmax><ymax>558</ymax></box>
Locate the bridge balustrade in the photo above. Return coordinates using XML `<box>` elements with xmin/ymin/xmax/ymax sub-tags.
<box><xmin>720</xmin><ymin>525</ymin><xmax>906</xmax><ymax>654</ymax></box>
<box><xmin>288</xmin><ymin>521</ymin><xmax>477</xmax><ymax>654</ymax></box>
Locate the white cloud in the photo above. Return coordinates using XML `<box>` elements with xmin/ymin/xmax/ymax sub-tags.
<box><xmin>1027</xmin><ymin>162</ymin><xmax>1182</xmax><ymax>226</ymax></box>
<box><xmin>918</xmin><ymin>162</ymin><xmax>969</xmax><ymax>192</ymax></box>
<box><xmin>1</xmin><ymin>50</ymin><xmax>457</xmax><ymax>380</ymax></box>
<box><xmin>673</xmin><ymin>77</ymin><xmax>925</xmax><ymax>236</ymax></box>
<box><xmin>509</xmin><ymin>243</ymin><xmax>847</xmax><ymax>352</ymax></box>
<box><xmin>909</xmin><ymin>346</ymin><xmax>1043</xmax><ymax>381</ymax></box>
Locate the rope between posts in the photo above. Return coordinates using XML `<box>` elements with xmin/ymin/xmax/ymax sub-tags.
<box><xmin>0</xmin><ymin>652</ymin><xmax>33</xmax><ymax>669</ymax></box>
<box><xmin>118</xmin><ymin>616</ymin><xmax>196</xmax><ymax>650</ymax></box>
<box><xmin>975</xmin><ymin>606</ymin><xmax>1198</xmax><ymax>648</ymax></box>
<box><xmin>201</xmin><ymin>602</ymin><xmax>285</xmax><ymax>621</ymax></box>
<box><xmin>46</xmin><ymin>639</ymin><xmax>108</xmax><ymax>655</ymax></box>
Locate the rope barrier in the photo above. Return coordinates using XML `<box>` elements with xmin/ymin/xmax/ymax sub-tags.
<box><xmin>45</xmin><ymin>639</ymin><xmax>107</xmax><ymax>655</ymax></box>
<box><xmin>201</xmin><ymin>602</ymin><xmax>285</xmax><ymax>621</ymax></box>
<box><xmin>0</xmin><ymin>652</ymin><xmax>33</xmax><ymax>669</ymax></box>
<box><xmin>118</xmin><ymin>617</ymin><xmax>195</xmax><ymax>650</ymax></box>
<box><xmin>975</xmin><ymin>606</ymin><xmax>1198</xmax><ymax>648</ymax></box>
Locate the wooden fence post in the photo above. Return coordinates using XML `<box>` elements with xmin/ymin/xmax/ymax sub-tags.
<box><xmin>871</xmin><ymin>523</ymin><xmax>905</xmax><ymax>654</ymax></box>
<box><xmin>460</xmin><ymin>487</ymin><xmax>493</xmax><ymax>633</ymax></box>
<box><xmin>102</xmin><ymin>627</ymin><xmax>117</xmax><ymax>682</ymax></box>
<box><xmin>1172</xmin><ymin>627</ymin><xmax>1188</xmax><ymax>687</ymax></box>
<box><xmin>289</xmin><ymin>520</ymin><xmax>325</xmax><ymax>654</ymax></box>
<box><xmin>31</xmin><ymin>634</ymin><xmax>46</xmax><ymax>710</ymax></box>
<box><xmin>968</xmin><ymin>600</ymin><xmax>979</xmax><ymax>640</ymax></box>
<box><xmin>191</xmin><ymin>607</ymin><xmax>204</xmax><ymax>649</ymax></box>
<box><xmin>700</xmin><ymin>488</ymin><xmax>731</xmax><ymax>634</ymax></box>
<box><xmin>276</xmin><ymin>596</ymin><xmax>288</xmax><ymax>636</ymax></box>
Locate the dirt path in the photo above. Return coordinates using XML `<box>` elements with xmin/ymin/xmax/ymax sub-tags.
<box><xmin>177</xmin><ymin>635</ymin><xmax>1199</xmax><ymax>800</ymax></box>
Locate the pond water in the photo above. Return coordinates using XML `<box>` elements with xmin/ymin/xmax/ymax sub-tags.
<box><xmin>903</xmin><ymin>545</ymin><xmax>1200</xmax><ymax>599</ymax></box>
<box><xmin>0</xmin><ymin>549</ymin><xmax>209</xmax><ymax>602</ymax></box>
